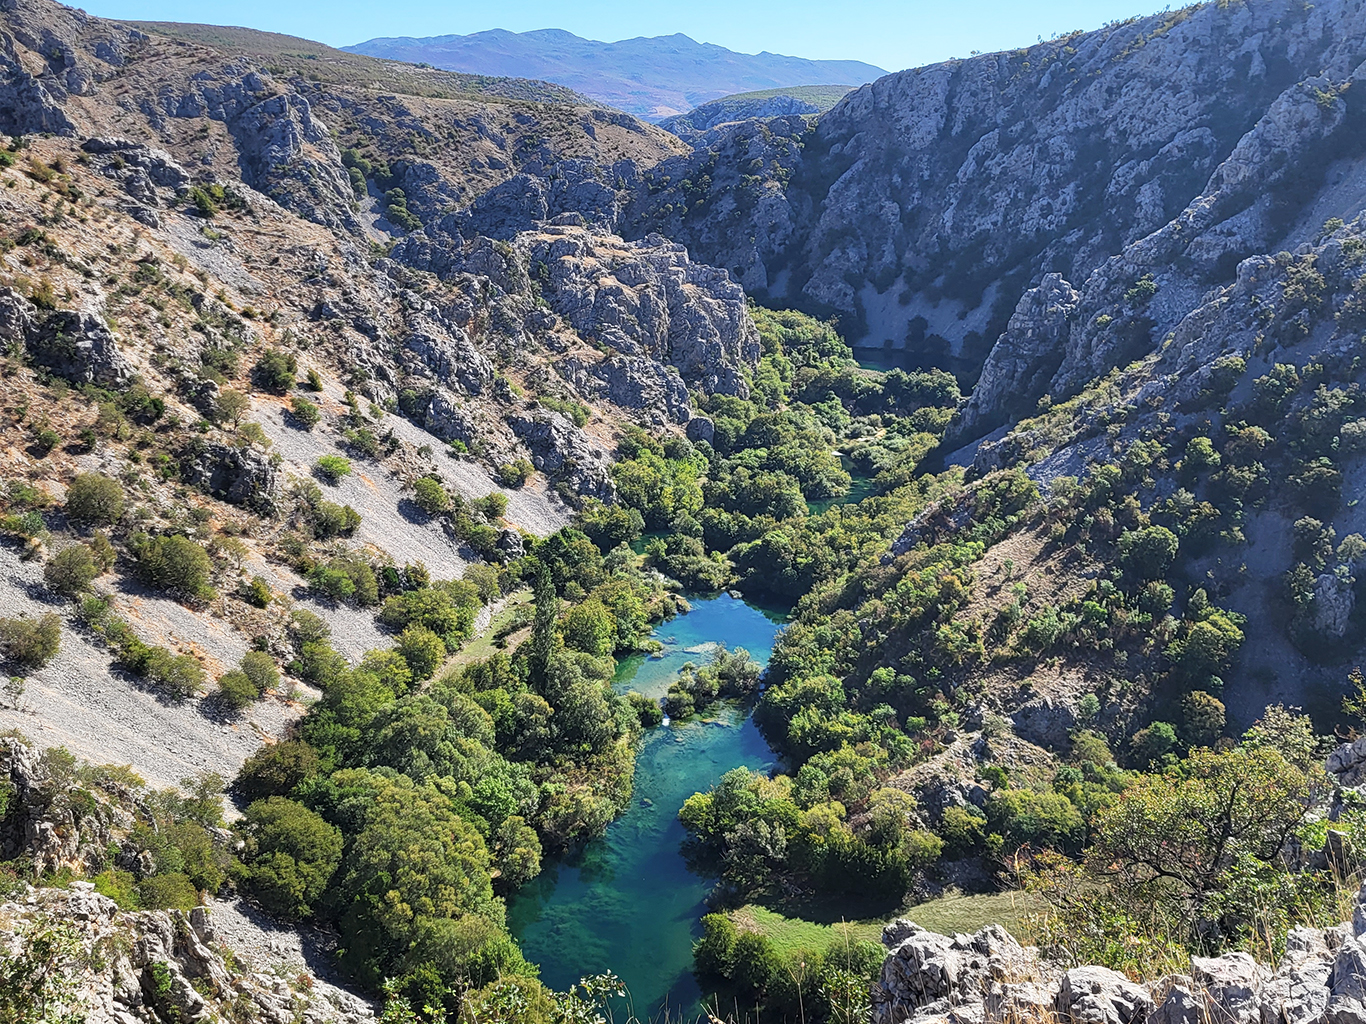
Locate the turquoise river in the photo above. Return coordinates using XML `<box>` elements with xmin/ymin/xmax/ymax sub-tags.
<box><xmin>507</xmin><ymin>594</ymin><xmax>786</xmax><ymax>1019</ymax></box>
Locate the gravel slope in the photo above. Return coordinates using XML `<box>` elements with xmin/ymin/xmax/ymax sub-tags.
<box><xmin>0</xmin><ymin>546</ymin><xmax>300</xmax><ymax>789</ymax></box>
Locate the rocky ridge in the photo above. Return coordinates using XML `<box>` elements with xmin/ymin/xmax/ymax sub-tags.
<box><xmin>874</xmin><ymin>894</ymin><xmax>1363</xmax><ymax>1024</ymax></box>
<box><xmin>624</xmin><ymin>0</ymin><xmax>1366</xmax><ymax>431</ymax></box>
<box><xmin>0</xmin><ymin>883</ymin><xmax>373</xmax><ymax>1024</ymax></box>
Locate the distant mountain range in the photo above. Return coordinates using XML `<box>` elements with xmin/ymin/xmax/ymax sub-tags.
<box><xmin>342</xmin><ymin>28</ymin><xmax>886</xmax><ymax>120</ymax></box>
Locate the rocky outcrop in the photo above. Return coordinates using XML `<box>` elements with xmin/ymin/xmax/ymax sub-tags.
<box><xmin>628</xmin><ymin>0</ymin><xmax>1366</xmax><ymax>401</ymax></box>
<box><xmin>26</xmin><ymin>305</ymin><xmax>134</xmax><ymax>386</ymax></box>
<box><xmin>0</xmin><ymin>884</ymin><xmax>372</xmax><ymax>1024</ymax></box>
<box><xmin>559</xmin><ymin>354</ymin><xmax>692</xmax><ymax>425</ymax></box>
<box><xmin>0</xmin><ymin>0</ymin><xmax>148</xmax><ymax>136</ymax></box>
<box><xmin>182</xmin><ymin>443</ymin><xmax>281</xmax><ymax>513</ymax></box>
<box><xmin>873</xmin><ymin>886</ymin><xmax>1366</xmax><ymax>1024</ymax></box>
<box><xmin>1312</xmin><ymin>572</ymin><xmax>1357</xmax><ymax>640</ymax></box>
<box><xmin>507</xmin><ymin>409</ymin><xmax>615</xmax><ymax>501</ymax></box>
<box><xmin>516</xmin><ymin>224</ymin><xmax>760</xmax><ymax>396</ymax></box>
<box><xmin>659</xmin><ymin>94</ymin><xmax>825</xmax><ymax>142</ymax></box>
<box><xmin>952</xmin><ymin>274</ymin><xmax>1079</xmax><ymax>443</ymax></box>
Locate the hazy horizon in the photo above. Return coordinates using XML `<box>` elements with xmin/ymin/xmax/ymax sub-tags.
<box><xmin>78</xmin><ymin>0</ymin><xmax>1174</xmax><ymax>74</ymax></box>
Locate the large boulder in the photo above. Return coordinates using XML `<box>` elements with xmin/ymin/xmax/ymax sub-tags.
<box><xmin>873</xmin><ymin>921</ymin><xmax>1038</xmax><ymax>1024</ymax></box>
<box><xmin>182</xmin><ymin>443</ymin><xmax>280</xmax><ymax>513</ymax></box>
<box><xmin>1055</xmin><ymin>966</ymin><xmax>1153</xmax><ymax>1024</ymax></box>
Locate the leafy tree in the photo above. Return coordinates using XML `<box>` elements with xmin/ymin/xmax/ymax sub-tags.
<box><xmin>412</xmin><ymin>477</ymin><xmax>450</xmax><ymax>515</ymax></box>
<box><xmin>218</xmin><ymin>669</ymin><xmax>257</xmax><ymax>709</ymax></box>
<box><xmin>1180</xmin><ymin>691</ymin><xmax>1226</xmax><ymax>746</ymax></box>
<box><xmin>497</xmin><ymin>459</ymin><xmax>534</xmax><ymax>487</ymax></box>
<box><xmin>235</xmin><ymin>740</ymin><xmax>321</xmax><ymax>803</ymax></box>
<box><xmin>397</xmin><ymin>625</ymin><xmax>446</xmax><ymax>680</ymax></box>
<box><xmin>214</xmin><ymin>388</ymin><xmax>250</xmax><ymax>426</ymax></box>
<box><xmin>1119</xmin><ymin>526</ymin><xmax>1179</xmax><ymax>580</ymax></box>
<box><xmin>254</xmin><ymin>349</ymin><xmax>298</xmax><ymax>393</ymax></box>
<box><xmin>291</xmin><ymin>395</ymin><xmax>322</xmax><ymax>429</ymax></box>
<box><xmin>130</xmin><ymin>534</ymin><xmax>215</xmax><ymax>600</ymax></box>
<box><xmin>1089</xmin><ymin>745</ymin><xmax>1323</xmax><ymax>902</ymax></box>
<box><xmin>240</xmin><ymin>650</ymin><xmax>280</xmax><ymax>694</ymax></box>
<box><xmin>237</xmin><ymin>797</ymin><xmax>343</xmax><ymax>919</ymax></box>
<box><xmin>1130</xmin><ymin>721</ymin><xmax>1178</xmax><ymax>765</ymax></box>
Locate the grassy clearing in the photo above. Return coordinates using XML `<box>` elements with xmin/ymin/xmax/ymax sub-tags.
<box><xmin>731</xmin><ymin>891</ymin><xmax>1041</xmax><ymax>955</ymax></box>
<box><xmin>441</xmin><ymin>588</ymin><xmax>533</xmax><ymax>676</ymax></box>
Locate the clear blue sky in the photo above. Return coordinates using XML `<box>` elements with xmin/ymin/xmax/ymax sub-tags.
<box><xmin>78</xmin><ymin>0</ymin><xmax>1172</xmax><ymax>72</ymax></box>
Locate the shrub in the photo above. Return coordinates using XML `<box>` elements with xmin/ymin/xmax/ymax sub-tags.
<box><xmin>1119</xmin><ymin>526</ymin><xmax>1179</xmax><ymax>580</ymax></box>
<box><xmin>308</xmin><ymin>554</ymin><xmax>378</xmax><ymax>606</ymax></box>
<box><xmin>290</xmin><ymin>395</ymin><xmax>321</xmax><ymax>429</ymax></box>
<box><xmin>43</xmin><ymin>544</ymin><xmax>98</xmax><ymax>596</ymax></box>
<box><xmin>315</xmin><ymin>455</ymin><xmax>352</xmax><ymax>483</ymax></box>
<box><xmin>131</xmin><ymin>534</ymin><xmax>215</xmax><ymax>600</ymax></box>
<box><xmin>243</xmin><ymin>576</ymin><xmax>272</xmax><ymax>607</ymax></box>
<box><xmin>240</xmin><ymin>650</ymin><xmax>279</xmax><ymax>694</ymax></box>
<box><xmin>65</xmin><ymin>472</ymin><xmax>124</xmax><ymax>525</ymax></box>
<box><xmin>497</xmin><ymin>459</ymin><xmax>534</xmax><ymax>488</ymax></box>
<box><xmin>254</xmin><ymin>349</ymin><xmax>297</xmax><ymax>393</ymax></box>
<box><xmin>218</xmin><ymin>670</ymin><xmax>257</xmax><ymax>709</ymax></box>
<box><xmin>137</xmin><ymin>872</ymin><xmax>199</xmax><ymax>910</ymax></box>
<box><xmin>0</xmin><ymin>613</ymin><xmax>60</xmax><ymax>668</ymax></box>
<box><xmin>1131</xmin><ymin>721</ymin><xmax>1179</xmax><ymax>765</ymax></box>
<box><xmin>311</xmin><ymin>501</ymin><xmax>361</xmax><ymax>539</ymax></box>
<box><xmin>412</xmin><ymin>476</ymin><xmax>450</xmax><ymax>515</ymax></box>
<box><xmin>477</xmin><ymin>493</ymin><xmax>509</xmax><ymax>520</ymax></box>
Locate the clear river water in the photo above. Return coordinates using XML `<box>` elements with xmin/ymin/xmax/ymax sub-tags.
<box><xmin>506</xmin><ymin>594</ymin><xmax>786</xmax><ymax>1019</ymax></box>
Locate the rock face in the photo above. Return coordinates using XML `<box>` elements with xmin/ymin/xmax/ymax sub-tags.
<box><xmin>516</xmin><ymin>224</ymin><xmax>760</xmax><ymax>396</ymax></box>
<box><xmin>559</xmin><ymin>354</ymin><xmax>692</xmax><ymax>425</ymax></box>
<box><xmin>658</xmin><ymin>93</ymin><xmax>826</xmax><ymax>142</ymax></box>
<box><xmin>0</xmin><ymin>884</ymin><xmax>372</xmax><ymax>1024</ymax></box>
<box><xmin>628</xmin><ymin>0</ymin><xmax>1366</xmax><ymax>417</ymax></box>
<box><xmin>873</xmin><ymin>885</ymin><xmax>1366</xmax><ymax>1024</ymax></box>
<box><xmin>952</xmin><ymin>274</ymin><xmax>1080</xmax><ymax>442</ymax></box>
<box><xmin>1312</xmin><ymin>572</ymin><xmax>1356</xmax><ymax>639</ymax></box>
<box><xmin>507</xmin><ymin>410</ymin><xmax>616</xmax><ymax>501</ymax></box>
<box><xmin>182</xmin><ymin>443</ymin><xmax>281</xmax><ymax>513</ymax></box>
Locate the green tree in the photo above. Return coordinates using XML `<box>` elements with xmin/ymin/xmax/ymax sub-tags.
<box><xmin>1119</xmin><ymin>526</ymin><xmax>1180</xmax><ymax>580</ymax></box>
<box><xmin>240</xmin><ymin>650</ymin><xmax>280</xmax><ymax>694</ymax></box>
<box><xmin>1090</xmin><ymin>745</ymin><xmax>1322</xmax><ymax>901</ymax></box>
<box><xmin>235</xmin><ymin>740</ymin><xmax>321</xmax><ymax>803</ymax></box>
<box><xmin>0</xmin><ymin>614</ymin><xmax>60</xmax><ymax>669</ymax></box>
<box><xmin>398</xmin><ymin>625</ymin><xmax>446</xmax><ymax>680</ymax></box>
<box><xmin>218</xmin><ymin>669</ymin><xmax>257</xmax><ymax>709</ymax></box>
<box><xmin>215</xmin><ymin>388</ymin><xmax>251</xmax><ymax>427</ymax></box>
<box><xmin>255</xmin><ymin>349</ymin><xmax>298</xmax><ymax>393</ymax></box>
<box><xmin>291</xmin><ymin>395</ymin><xmax>322</xmax><ymax>429</ymax></box>
<box><xmin>131</xmin><ymin>534</ymin><xmax>215</xmax><ymax>600</ymax></box>
<box><xmin>412</xmin><ymin>477</ymin><xmax>450</xmax><ymax>515</ymax></box>
<box><xmin>238</xmin><ymin>797</ymin><xmax>343</xmax><ymax>919</ymax></box>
